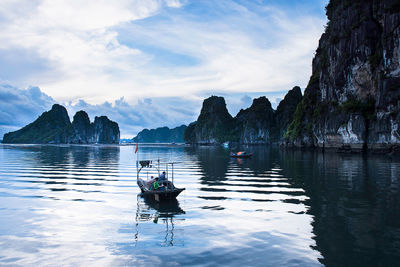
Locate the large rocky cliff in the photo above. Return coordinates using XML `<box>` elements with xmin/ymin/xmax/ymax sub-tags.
<box><xmin>93</xmin><ymin>116</ymin><xmax>120</xmax><ymax>144</ymax></box>
<box><xmin>2</xmin><ymin>104</ymin><xmax>120</xmax><ymax>144</ymax></box>
<box><xmin>184</xmin><ymin>87</ymin><xmax>302</xmax><ymax>145</ymax></box>
<box><xmin>276</xmin><ymin>86</ymin><xmax>303</xmax><ymax>140</ymax></box>
<box><xmin>285</xmin><ymin>0</ymin><xmax>400</xmax><ymax>152</ymax></box>
<box><xmin>234</xmin><ymin>96</ymin><xmax>275</xmax><ymax>144</ymax></box>
<box><xmin>185</xmin><ymin>96</ymin><xmax>234</xmax><ymax>144</ymax></box>
<box><xmin>2</xmin><ymin>104</ymin><xmax>71</xmax><ymax>144</ymax></box>
<box><xmin>66</xmin><ymin>111</ymin><xmax>95</xmax><ymax>144</ymax></box>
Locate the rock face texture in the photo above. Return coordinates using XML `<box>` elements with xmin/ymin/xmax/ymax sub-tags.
<box><xmin>234</xmin><ymin>97</ymin><xmax>275</xmax><ymax>144</ymax></box>
<box><xmin>185</xmin><ymin>96</ymin><xmax>234</xmax><ymax>144</ymax></box>
<box><xmin>285</xmin><ymin>0</ymin><xmax>400</xmax><ymax>152</ymax></box>
<box><xmin>184</xmin><ymin>88</ymin><xmax>302</xmax><ymax>145</ymax></box>
<box><xmin>133</xmin><ymin>125</ymin><xmax>187</xmax><ymax>143</ymax></box>
<box><xmin>2</xmin><ymin>104</ymin><xmax>120</xmax><ymax>144</ymax></box>
<box><xmin>276</xmin><ymin>86</ymin><xmax>303</xmax><ymax>140</ymax></box>
<box><xmin>93</xmin><ymin>116</ymin><xmax>120</xmax><ymax>144</ymax></box>
<box><xmin>67</xmin><ymin>111</ymin><xmax>95</xmax><ymax>144</ymax></box>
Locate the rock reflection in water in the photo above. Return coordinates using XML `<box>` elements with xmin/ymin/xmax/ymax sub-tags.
<box><xmin>135</xmin><ymin>196</ymin><xmax>185</xmax><ymax>247</ymax></box>
<box><xmin>279</xmin><ymin>149</ymin><xmax>400</xmax><ymax>266</ymax></box>
<box><xmin>185</xmin><ymin>146</ymin><xmax>230</xmax><ymax>182</ymax></box>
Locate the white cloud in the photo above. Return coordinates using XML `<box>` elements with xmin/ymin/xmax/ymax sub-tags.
<box><xmin>35</xmin><ymin>0</ymin><xmax>159</xmax><ymax>31</ymax></box>
<box><xmin>110</xmin><ymin>1</ymin><xmax>325</xmax><ymax>99</ymax></box>
<box><xmin>165</xmin><ymin>0</ymin><xmax>184</xmax><ymax>8</ymax></box>
<box><xmin>0</xmin><ymin>84</ymin><xmax>55</xmax><ymax>137</ymax></box>
<box><xmin>65</xmin><ymin>96</ymin><xmax>198</xmax><ymax>138</ymax></box>
<box><xmin>0</xmin><ymin>0</ymin><xmax>184</xmax><ymax>102</ymax></box>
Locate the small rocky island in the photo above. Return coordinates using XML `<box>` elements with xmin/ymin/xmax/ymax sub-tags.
<box><xmin>133</xmin><ymin>125</ymin><xmax>186</xmax><ymax>143</ymax></box>
<box><xmin>2</xmin><ymin>104</ymin><xmax>120</xmax><ymax>144</ymax></box>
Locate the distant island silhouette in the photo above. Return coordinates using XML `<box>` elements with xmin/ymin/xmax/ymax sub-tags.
<box><xmin>2</xmin><ymin>104</ymin><xmax>119</xmax><ymax>144</ymax></box>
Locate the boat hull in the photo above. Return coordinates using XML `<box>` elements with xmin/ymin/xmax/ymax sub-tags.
<box><xmin>137</xmin><ymin>178</ymin><xmax>184</xmax><ymax>201</ymax></box>
<box><xmin>140</xmin><ymin>188</ymin><xmax>185</xmax><ymax>201</ymax></box>
<box><xmin>231</xmin><ymin>154</ymin><xmax>252</xmax><ymax>158</ymax></box>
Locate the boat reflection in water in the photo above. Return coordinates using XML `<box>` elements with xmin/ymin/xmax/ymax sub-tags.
<box><xmin>134</xmin><ymin>196</ymin><xmax>185</xmax><ymax>247</ymax></box>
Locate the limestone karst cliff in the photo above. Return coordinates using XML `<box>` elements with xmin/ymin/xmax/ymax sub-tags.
<box><xmin>285</xmin><ymin>0</ymin><xmax>400</xmax><ymax>152</ymax></box>
<box><xmin>184</xmin><ymin>87</ymin><xmax>302</xmax><ymax>145</ymax></box>
<box><xmin>65</xmin><ymin>111</ymin><xmax>95</xmax><ymax>144</ymax></box>
<box><xmin>184</xmin><ymin>96</ymin><xmax>234</xmax><ymax>144</ymax></box>
<box><xmin>234</xmin><ymin>96</ymin><xmax>275</xmax><ymax>144</ymax></box>
<box><xmin>2</xmin><ymin>104</ymin><xmax>120</xmax><ymax>144</ymax></box>
<box><xmin>2</xmin><ymin>104</ymin><xmax>71</xmax><ymax>144</ymax></box>
<box><xmin>276</xmin><ymin>86</ymin><xmax>303</xmax><ymax>140</ymax></box>
<box><xmin>93</xmin><ymin>116</ymin><xmax>120</xmax><ymax>144</ymax></box>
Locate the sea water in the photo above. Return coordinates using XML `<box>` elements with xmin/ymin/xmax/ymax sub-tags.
<box><xmin>0</xmin><ymin>144</ymin><xmax>399</xmax><ymax>266</ymax></box>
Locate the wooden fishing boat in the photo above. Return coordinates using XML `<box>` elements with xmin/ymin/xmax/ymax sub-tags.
<box><xmin>230</xmin><ymin>151</ymin><xmax>253</xmax><ymax>158</ymax></box>
<box><xmin>136</xmin><ymin>160</ymin><xmax>185</xmax><ymax>201</ymax></box>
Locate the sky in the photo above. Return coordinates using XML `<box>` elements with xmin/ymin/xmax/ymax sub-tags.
<box><xmin>0</xmin><ymin>0</ymin><xmax>328</xmax><ymax>138</ymax></box>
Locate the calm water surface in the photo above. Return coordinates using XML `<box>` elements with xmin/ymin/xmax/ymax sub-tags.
<box><xmin>0</xmin><ymin>144</ymin><xmax>399</xmax><ymax>266</ymax></box>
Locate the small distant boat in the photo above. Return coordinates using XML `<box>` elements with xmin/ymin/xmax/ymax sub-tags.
<box><xmin>136</xmin><ymin>160</ymin><xmax>185</xmax><ymax>201</ymax></box>
<box><xmin>230</xmin><ymin>151</ymin><xmax>253</xmax><ymax>158</ymax></box>
<box><xmin>222</xmin><ymin>142</ymin><xmax>229</xmax><ymax>148</ymax></box>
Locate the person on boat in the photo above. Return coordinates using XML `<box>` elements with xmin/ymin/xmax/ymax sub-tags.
<box><xmin>147</xmin><ymin>176</ymin><xmax>155</xmax><ymax>188</ymax></box>
<box><xmin>159</xmin><ymin>171</ymin><xmax>167</xmax><ymax>182</ymax></box>
<box><xmin>149</xmin><ymin>177</ymin><xmax>159</xmax><ymax>191</ymax></box>
<box><xmin>159</xmin><ymin>171</ymin><xmax>173</xmax><ymax>189</ymax></box>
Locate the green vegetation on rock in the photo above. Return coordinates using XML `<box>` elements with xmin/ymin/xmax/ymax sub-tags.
<box><xmin>2</xmin><ymin>104</ymin><xmax>120</xmax><ymax>144</ymax></box>
<box><xmin>341</xmin><ymin>99</ymin><xmax>375</xmax><ymax>119</ymax></box>
<box><xmin>284</xmin><ymin>101</ymin><xmax>306</xmax><ymax>141</ymax></box>
<box><xmin>2</xmin><ymin>104</ymin><xmax>70</xmax><ymax>144</ymax></box>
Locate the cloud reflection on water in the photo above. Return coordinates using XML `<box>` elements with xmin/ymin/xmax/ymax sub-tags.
<box><xmin>0</xmin><ymin>145</ymin><xmax>399</xmax><ymax>266</ymax></box>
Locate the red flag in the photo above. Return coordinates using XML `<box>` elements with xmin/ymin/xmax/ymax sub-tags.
<box><xmin>135</xmin><ymin>142</ymin><xmax>138</xmax><ymax>154</ymax></box>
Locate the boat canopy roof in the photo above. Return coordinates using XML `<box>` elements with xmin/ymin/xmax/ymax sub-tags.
<box><xmin>139</xmin><ymin>160</ymin><xmax>152</xmax><ymax>167</ymax></box>
<box><xmin>138</xmin><ymin>160</ymin><xmax>181</xmax><ymax>168</ymax></box>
